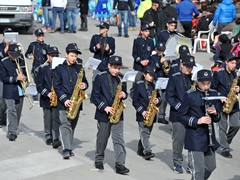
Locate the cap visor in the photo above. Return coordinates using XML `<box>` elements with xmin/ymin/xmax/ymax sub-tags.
<box><xmin>9</xmin><ymin>52</ymin><xmax>21</xmax><ymax>57</ymax></box>
<box><xmin>198</xmin><ymin>77</ymin><xmax>213</xmax><ymax>82</ymax></box>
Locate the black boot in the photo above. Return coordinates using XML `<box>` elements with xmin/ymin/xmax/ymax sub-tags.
<box><xmin>79</xmin><ymin>23</ymin><xmax>84</xmax><ymax>31</ymax></box>
<box><xmin>83</xmin><ymin>23</ymin><xmax>88</xmax><ymax>31</ymax></box>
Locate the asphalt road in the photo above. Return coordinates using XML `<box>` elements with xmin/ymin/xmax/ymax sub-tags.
<box><xmin>0</xmin><ymin>17</ymin><xmax>239</xmax><ymax>180</ymax></box>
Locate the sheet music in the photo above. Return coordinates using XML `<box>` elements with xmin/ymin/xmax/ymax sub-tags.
<box><xmin>4</xmin><ymin>32</ymin><xmax>19</xmax><ymax>43</ymax></box>
<box><xmin>52</xmin><ymin>57</ymin><xmax>65</xmax><ymax>69</ymax></box>
<box><xmin>122</xmin><ymin>71</ymin><xmax>138</xmax><ymax>82</ymax></box>
<box><xmin>191</xmin><ymin>63</ymin><xmax>204</xmax><ymax>81</ymax></box>
<box><xmin>155</xmin><ymin>78</ymin><xmax>169</xmax><ymax>90</ymax></box>
<box><xmin>85</xmin><ymin>57</ymin><xmax>101</xmax><ymax>70</ymax></box>
<box><xmin>25</xmin><ymin>84</ymin><xmax>38</xmax><ymax>95</ymax></box>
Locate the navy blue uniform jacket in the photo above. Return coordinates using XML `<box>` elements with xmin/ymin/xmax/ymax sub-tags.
<box><xmin>177</xmin><ymin>87</ymin><xmax>221</xmax><ymax>152</ymax></box>
<box><xmin>36</xmin><ymin>62</ymin><xmax>53</xmax><ymax>109</ymax></box>
<box><xmin>53</xmin><ymin>58</ymin><xmax>89</xmax><ymax>110</ymax></box>
<box><xmin>211</xmin><ymin>68</ymin><xmax>240</xmax><ymax>114</ymax></box>
<box><xmin>0</xmin><ymin>42</ymin><xmax>7</xmax><ymax>60</ymax></box>
<box><xmin>25</xmin><ymin>41</ymin><xmax>49</xmax><ymax>72</ymax></box>
<box><xmin>0</xmin><ymin>57</ymin><xmax>26</xmax><ymax>100</ymax></box>
<box><xmin>89</xmin><ymin>34</ymin><xmax>115</xmax><ymax>71</ymax></box>
<box><xmin>132</xmin><ymin>36</ymin><xmax>154</xmax><ymax>71</ymax></box>
<box><xmin>132</xmin><ymin>79</ymin><xmax>161</xmax><ymax>122</ymax></box>
<box><xmin>90</xmin><ymin>70</ymin><xmax>128</xmax><ymax>122</ymax></box>
<box><xmin>166</xmin><ymin>72</ymin><xmax>193</xmax><ymax>122</ymax></box>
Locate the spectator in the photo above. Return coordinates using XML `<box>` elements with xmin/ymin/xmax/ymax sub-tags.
<box><xmin>113</xmin><ymin>0</ymin><xmax>135</xmax><ymax>38</ymax></box>
<box><xmin>212</xmin><ymin>0</ymin><xmax>236</xmax><ymax>34</ymax></box>
<box><xmin>79</xmin><ymin>0</ymin><xmax>89</xmax><ymax>31</ymax></box>
<box><xmin>229</xmin><ymin>18</ymin><xmax>240</xmax><ymax>43</ymax></box>
<box><xmin>50</xmin><ymin>0</ymin><xmax>67</xmax><ymax>34</ymax></box>
<box><xmin>176</xmin><ymin>0</ymin><xmax>202</xmax><ymax>38</ymax></box>
<box><xmin>141</xmin><ymin>0</ymin><xmax>167</xmax><ymax>43</ymax></box>
<box><xmin>66</xmin><ymin>0</ymin><xmax>79</xmax><ymax>33</ymax></box>
<box><xmin>42</xmin><ymin>0</ymin><xmax>52</xmax><ymax>32</ymax></box>
<box><xmin>137</xmin><ymin>0</ymin><xmax>152</xmax><ymax>22</ymax></box>
<box><xmin>162</xmin><ymin>0</ymin><xmax>177</xmax><ymax>23</ymax></box>
<box><xmin>95</xmin><ymin>0</ymin><xmax>109</xmax><ymax>23</ymax></box>
<box><xmin>128</xmin><ymin>0</ymin><xmax>137</xmax><ymax>31</ymax></box>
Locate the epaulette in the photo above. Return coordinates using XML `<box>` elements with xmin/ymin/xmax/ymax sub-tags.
<box><xmin>172</xmin><ymin>72</ymin><xmax>181</xmax><ymax>77</ymax></box>
<box><xmin>151</xmin><ymin>50</ymin><xmax>157</xmax><ymax>56</ymax></box>
<box><xmin>136</xmin><ymin>80</ymin><xmax>144</xmax><ymax>84</ymax></box>
<box><xmin>1</xmin><ymin>56</ymin><xmax>8</xmax><ymax>62</ymax></box>
<box><xmin>171</xmin><ymin>63</ymin><xmax>178</xmax><ymax>67</ymax></box>
<box><xmin>208</xmin><ymin>88</ymin><xmax>217</xmax><ymax>92</ymax></box>
<box><xmin>187</xmin><ymin>88</ymin><xmax>196</xmax><ymax>94</ymax></box>
<box><xmin>136</xmin><ymin>36</ymin><xmax>141</xmax><ymax>39</ymax></box>
<box><xmin>148</xmin><ymin>37</ymin><xmax>152</xmax><ymax>40</ymax></box>
<box><xmin>40</xmin><ymin>62</ymin><xmax>49</xmax><ymax>68</ymax></box>
<box><xmin>160</xmin><ymin>30</ymin><xmax>167</xmax><ymax>33</ymax></box>
<box><xmin>216</xmin><ymin>68</ymin><xmax>224</xmax><ymax>72</ymax></box>
<box><xmin>98</xmin><ymin>71</ymin><xmax>107</xmax><ymax>75</ymax></box>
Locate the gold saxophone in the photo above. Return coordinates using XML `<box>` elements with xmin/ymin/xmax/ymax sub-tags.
<box><xmin>109</xmin><ymin>76</ymin><xmax>126</xmax><ymax>124</ymax></box>
<box><xmin>66</xmin><ymin>63</ymin><xmax>88</xmax><ymax>119</ymax></box>
<box><xmin>143</xmin><ymin>89</ymin><xmax>159</xmax><ymax>127</ymax></box>
<box><xmin>161</xmin><ymin>57</ymin><xmax>171</xmax><ymax>75</ymax></box>
<box><xmin>50</xmin><ymin>84</ymin><xmax>57</xmax><ymax>107</ymax></box>
<box><xmin>222</xmin><ymin>72</ymin><xmax>239</xmax><ymax>114</ymax></box>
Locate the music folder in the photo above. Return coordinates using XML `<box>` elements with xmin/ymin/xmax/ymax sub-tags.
<box><xmin>4</xmin><ymin>32</ymin><xmax>19</xmax><ymax>43</ymax></box>
<box><xmin>85</xmin><ymin>57</ymin><xmax>101</xmax><ymax>70</ymax></box>
<box><xmin>155</xmin><ymin>78</ymin><xmax>169</xmax><ymax>90</ymax></box>
<box><xmin>25</xmin><ymin>84</ymin><xmax>38</xmax><ymax>95</ymax></box>
<box><xmin>122</xmin><ymin>71</ymin><xmax>138</xmax><ymax>82</ymax></box>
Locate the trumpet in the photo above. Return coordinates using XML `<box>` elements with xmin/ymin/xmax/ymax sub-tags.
<box><xmin>161</xmin><ymin>56</ymin><xmax>171</xmax><ymax>75</ymax></box>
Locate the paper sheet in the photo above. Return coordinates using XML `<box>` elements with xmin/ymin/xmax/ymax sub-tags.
<box><xmin>52</xmin><ymin>57</ymin><xmax>65</xmax><ymax>69</ymax></box>
<box><xmin>122</xmin><ymin>71</ymin><xmax>138</xmax><ymax>82</ymax></box>
<box><xmin>4</xmin><ymin>32</ymin><xmax>19</xmax><ymax>43</ymax></box>
<box><xmin>25</xmin><ymin>84</ymin><xmax>38</xmax><ymax>95</ymax></box>
<box><xmin>155</xmin><ymin>78</ymin><xmax>169</xmax><ymax>90</ymax></box>
<box><xmin>85</xmin><ymin>57</ymin><xmax>101</xmax><ymax>70</ymax></box>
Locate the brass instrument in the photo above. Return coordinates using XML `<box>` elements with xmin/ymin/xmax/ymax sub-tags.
<box><xmin>162</xmin><ymin>58</ymin><xmax>171</xmax><ymax>75</ymax></box>
<box><xmin>143</xmin><ymin>89</ymin><xmax>159</xmax><ymax>127</ymax></box>
<box><xmin>109</xmin><ymin>76</ymin><xmax>126</xmax><ymax>124</ymax></box>
<box><xmin>50</xmin><ymin>84</ymin><xmax>57</xmax><ymax>107</ymax></box>
<box><xmin>222</xmin><ymin>69</ymin><xmax>240</xmax><ymax>114</ymax></box>
<box><xmin>190</xmin><ymin>81</ymin><xmax>197</xmax><ymax>89</ymax></box>
<box><xmin>204</xmin><ymin>90</ymin><xmax>214</xmax><ymax>146</ymax></box>
<box><xmin>66</xmin><ymin>63</ymin><xmax>88</xmax><ymax>120</ymax></box>
<box><xmin>15</xmin><ymin>58</ymin><xmax>33</xmax><ymax>109</ymax></box>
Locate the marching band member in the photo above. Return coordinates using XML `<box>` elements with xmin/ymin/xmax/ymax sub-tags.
<box><xmin>166</xmin><ymin>55</ymin><xmax>195</xmax><ymax>174</ymax></box>
<box><xmin>54</xmin><ymin>43</ymin><xmax>88</xmax><ymax>159</ymax></box>
<box><xmin>157</xmin><ymin>17</ymin><xmax>178</xmax><ymax>45</ymax></box>
<box><xmin>150</xmin><ymin>42</ymin><xmax>169</xmax><ymax>124</ymax></box>
<box><xmin>0</xmin><ymin>44</ymin><xmax>26</xmax><ymax>141</ymax></box>
<box><xmin>177</xmin><ymin>69</ymin><xmax>221</xmax><ymax>180</ymax></box>
<box><xmin>36</xmin><ymin>46</ymin><xmax>61</xmax><ymax>148</ymax></box>
<box><xmin>211</xmin><ymin>53</ymin><xmax>240</xmax><ymax>158</ymax></box>
<box><xmin>132</xmin><ymin>66</ymin><xmax>161</xmax><ymax>160</ymax></box>
<box><xmin>89</xmin><ymin>22</ymin><xmax>115</xmax><ymax>80</ymax></box>
<box><xmin>130</xmin><ymin>24</ymin><xmax>154</xmax><ymax>98</ymax></box>
<box><xmin>90</xmin><ymin>56</ymin><xmax>129</xmax><ymax>174</ymax></box>
<box><xmin>25</xmin><ymin>29</ymin><xmax>50</xmax><ymax>81</ymax></box>
<box><xmin>0</xmin><ymin>27</ymin><xmax>13</xmax><ymax>127</ymax></box>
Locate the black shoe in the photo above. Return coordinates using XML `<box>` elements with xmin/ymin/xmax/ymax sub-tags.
<box><xmin>46</xmin><ymin>139</ymin><xmax>52</xmax><ymax>145</ymax></box>
<box><xmin>158</xmin><ymin>118</ymin><xmax>169</xmax><ymax>124</ymax></box>
<box><xmin>137</xmin><ymin>150</ymin><xmax>144</xmax><ymax>157</ymax></box>
<box><xmin>117</xmin><ymin>34</ymin><xmax>122</xmax><ymax>37</ymax></box>
<box><xmin>124</xmin><ymin>34</ymin><xmax>129</xmax><ymax>38</ymax></box>
<box><xmin>95</xmin><ymin>162</ymin><xmax>104</xmax><ymax>170</ymax></box>
<box><xmin>73</xmin><ymin>31</ymin><xmax>76</xmax><ymax>33</ymax></box>
<box><xmin>52</xmin><ymin>139</ymin><xmax>61</xmax><ymax>148</ymax></box>
<box><xmin>63</xmin><ymin>149</ymin><xmax>70</xmax><ymax>159</ymax></box>
<box><xmin>221</xmin><ymin>151</ymin><xmax>233</xmax><ymax>158</ymax></box>
<box><xmin>115</xmin><ymin>163</ymin><xmax>129</xmax><ymax>174</ymax></box>
<box><xmin>8</xmin><ymin>134</ymin><xmax>17</xmax><ymax>141</ymax></box>
<box><xmin>144</xmin><ymin>152</ymin><xmax>155</xmax><ymax>160</ymax></box>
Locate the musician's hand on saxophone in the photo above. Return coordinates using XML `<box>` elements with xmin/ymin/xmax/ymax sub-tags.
<box><xmin>104</xmin><ymin>106</ymin><xmax>115</xmax><ymax>115</ymax></box>
<box><xmin>140</xmin><ymin>59</ymin><xmax>149</xmax><ymax>66</ymax></box>
<box><xmin>78</xmin><ymin>82</ymin><xmax>86</xmax><ymax>90</ymax></box>
<box><xmin>142</xmin><ymin>111</ymin><xmax>149</xmax><ymax>119</ymax></box>
<box><xmin>47</xmin><ymin>92</ymin><xmax>54</xmax><ymax>99</ymax></box>
<box><xmin>220</xmin><ymin>97</ymin><xmax>228</xmax><ymax>103</ymax></box>
<box><xmin>198</xmin><ymin>116</ymin><xmax>211</xmax><ymax>125</ymax></box>
<box><xmin>64</xmin><ymin>99</ymin><xmax>73</xmax><ymax>107</ymax></box>
<box><xmin>234</xmin><ymin>85</ymin><xmax>239</xmax><ymax>93</ymax></box>
<box><xmin>119</xmin><ymin>91</ymin><xmax>126</xmax><ymax>99</ymax></box>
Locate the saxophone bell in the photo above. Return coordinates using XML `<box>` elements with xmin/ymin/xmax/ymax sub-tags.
<box><xmin>161</xmin><ymin>57</ymin><xmax>171</xmax><ymax>75</ymax></box>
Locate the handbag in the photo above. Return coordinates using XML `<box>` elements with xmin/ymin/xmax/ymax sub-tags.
<box><xmin>116</xmin><ymin>14</ymin><xmax>120</xmax><ymax>26</ymax></box>
<box><xmin>177</xmin><ymin>19</ymin><xmax>185</xmax><ymax>33</ymax></box>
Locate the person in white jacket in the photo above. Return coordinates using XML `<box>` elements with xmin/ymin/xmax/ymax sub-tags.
<box><xmin>50</xmin><ymin>0</ymin><xmax>67</xmax><ymax>33</ymax></box>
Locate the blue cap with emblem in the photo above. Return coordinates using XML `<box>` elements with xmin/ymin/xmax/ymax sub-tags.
<box><xmin>225</xmin><ymin>53</ymin><xmax>239</xmax><ymax>61</ymax></box>
<box><xmin>197</xmin><ymin>69</ymin><xmax>212</xmax><ymax>82</ymax></box>
<box><xmin>8</xmin><ymin>44</ymin><xmax>21</xmax><ymax>57</ymax></box>
<box><xmin>109</xmin><ymin>55</ymin><xmax>122</xmax><ymax>65</ymax></box>
<box><xmin>47</xmin><ymin>46</ymin><xmax>60</xmax><ymax>54</ymax></box>
<box><xmin>155</xmin><ymin>42</ymin><xmax>166</xmax><ymax>51</ymax></box>
<box><xmin>181</xmin><ymin>55</ymin><xmax>196</xmax><ymax>67</ymax></box>
<box><xmin>167</xmin><ymin>17</ymin><xmax>177</xmax><ymax>24</ymax></box>
<box><xmin>66</xmin><ymin>43</ymin><xmax>82</xmax><ymax>54</ymax></box>
<box><xmin>97</xmin><ymin>22</ymin><xmax>110</xmax><ymax>29</ymax></box>
<box><xmin>179</xmin><ymin>45</ymin><xmax>190</xmax><ymax>54</ymax></box>
<box><xmin>34</xmin><ymin>29</ymin><xmax>44</xmax><ymax>36</ymax></box>
<box><xmin>143</xmin><ymin>66</ymin><xmax>156</xmax><ymax>76</ymax></box>
<box><xmin>3</xmin><ymin>27</ymin><xmax>13</xmax><ymax>34</ymax></box>
<box><xmin>141</xmin><ymin>24</ymin><xmax>151</xmax><ymax>31</ymax></box>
